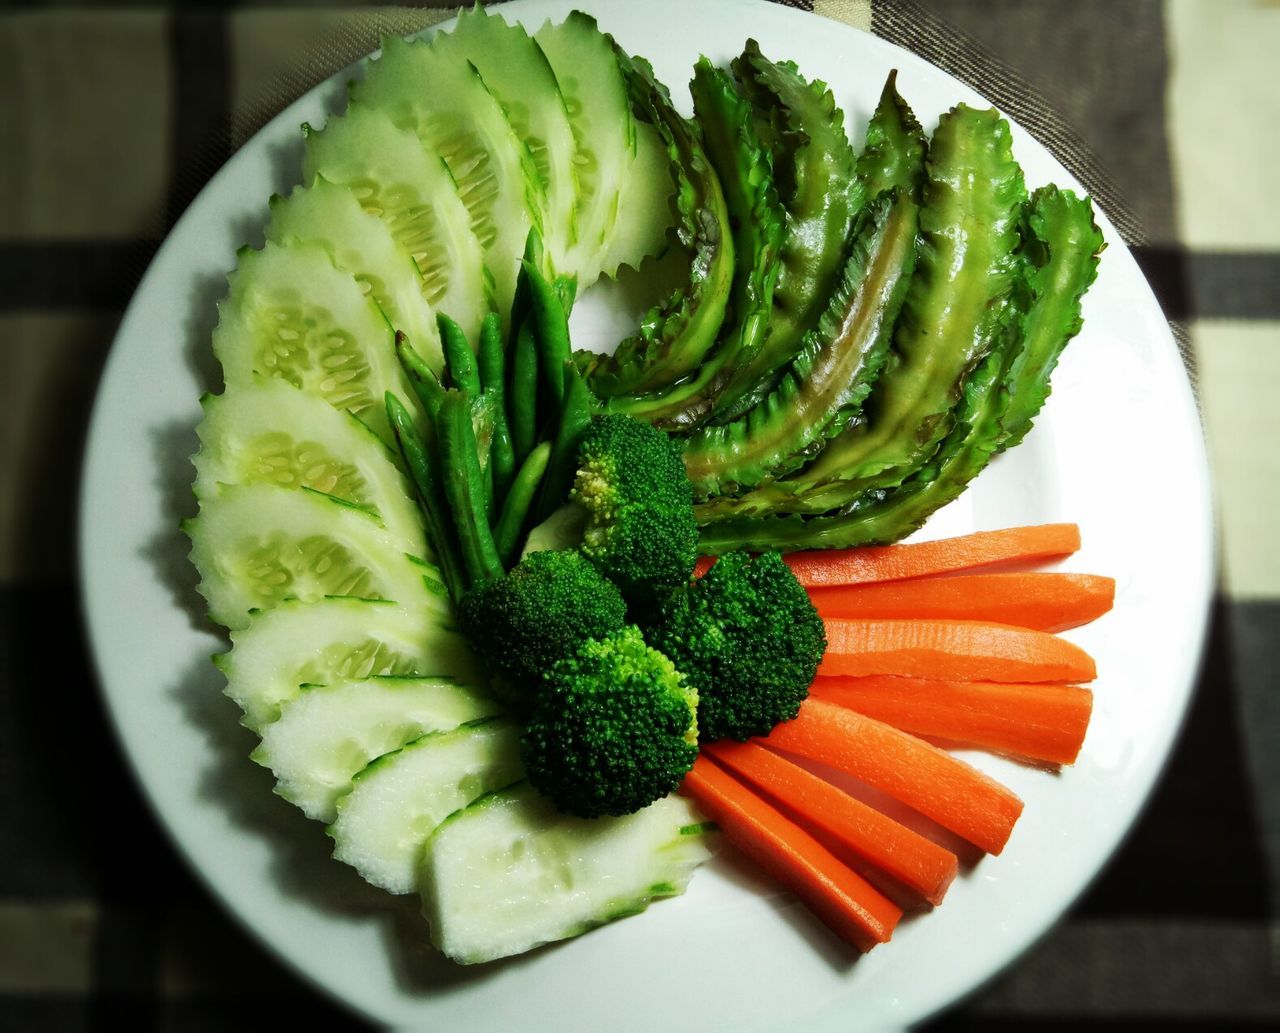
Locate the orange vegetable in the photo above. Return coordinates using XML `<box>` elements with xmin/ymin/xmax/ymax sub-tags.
<box><xmin>693</xmin><ymin>556</ymin><xmax>716</xmax><ymax>579</ymax></box>
<box><xmin>763</xmin><ymin>699</ymin><xmax>1025</xmax><ymax>855</ymax></box>
<box><xmin>819</xmin><ymin>618</ymin><xmax>1097</xmax><ymax>683</ymax></box>
<box><xmin>807</xmin><ymin>571</ymin><xmax>1115</xmax><ymax>633</ymax></box>
<box><xmin>811</xmin><ymin>675</ymin><xmax>1094</xmax><ymax>765</ymax></box>
<box><xmin>782</xmin><ymin>523</ymin><xmax>1081</xmax><ymax>587</ymax></box>
<box><xmin>682</xmin><ymin>754</ymin><xmax>902</xmax><ymax>950</ymax></box>
<box><xmin>704</xmin><ymin>740</ymin><xmax>958</xmax><ymax>905</ymax></box>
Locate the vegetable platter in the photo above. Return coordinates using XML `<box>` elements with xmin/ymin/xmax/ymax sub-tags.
<box><xmin>78</xmin><ymin>0</ymin><xmax>1213</xmax><ymax>1028</ymax></box>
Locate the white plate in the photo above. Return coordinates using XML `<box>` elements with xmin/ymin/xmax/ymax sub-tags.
<box><xmin>78</xmin><ymin>0</ymin><xmax>1214</xmax><ymax>1028</ymax></box>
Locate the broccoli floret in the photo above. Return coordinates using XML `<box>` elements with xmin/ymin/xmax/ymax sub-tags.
<box><xmin>521</xmin><ymin>626</ymin><xmax>699</xmax><ymax>818</ymax></box>
<box><xmin>457</xmin><ymin>550</ymin><xmax>627</xmax><ymax>701</ymax></box>
<box><xmin>571</xmin><ymin>414</ymin><xmax>698</xmax><ymax>607</ymax></box>
<box><xmin>645</xmin><ymin>550</ymin><xmax>825</xmax><ymax>742</ymax></box>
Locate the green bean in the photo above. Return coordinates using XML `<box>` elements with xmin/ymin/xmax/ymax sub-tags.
<box><xmin>438</xmin><ymin>313</ymin><xmax>480</xmax><ymax>395</ymax></box>
<box><xmin>491</xmin><ymin>440</ymin><xmax>552</xmax><ymax>567</ymax></box>
<box><xmin>508</xmin><ymin>314</ymin><xmax>539</xmax><ymax>466</ymax></box>
<box><xmin>385</xmin><ymin>392</ymin><xmax>466</xmax><ymax>603</ymax></box>
<box><xmin>437</xmin><ymin>389</ymin><xmax>504</xmax><ymax>588</ymax></box>
<box><xmin>532</xmin><ymin>363</ymin><xmax>593</xmax><ymax>525</ymax></box>
<box><xmin>477</xmin><ymin>311</ymin><xmax>516</xmax><ymax>506</ymax></box>
<box><xmin>522</xmin><ymin>258</ymin><xmax>572</xmax><ymax>410</ymax></box>
<box><xmin>395</xmin><ymin>333</ymin><xmax>444</xmax><ymax>421</ymax></box>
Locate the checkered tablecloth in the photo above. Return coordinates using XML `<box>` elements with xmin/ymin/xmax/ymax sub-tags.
<box><xmin>2</xmin><ymin>1</ymin><xmax>1276</xmax><ymax>1028</ymax></box>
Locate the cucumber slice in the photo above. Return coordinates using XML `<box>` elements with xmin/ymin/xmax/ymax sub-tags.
<box><xmin>265</xmin><ymin>176</ymin><xmax>442</xmax><ymax>367</ymax></box>
<box><xmin>186</xmin><ymin>482</ymin><xmax>443</xmax><ymax>629</ymax></box>
<box><xmin>213</xmin><ymin>240</ymin><xmax>413</xmax><ymax>447</ymax></box>
<box><xmin>421</xmin><ymin>782</ymin><xmax>714</xmax><ymax>964</ymax></box>
<box><xmin>252</xmin><ymin>676</ymin><xmax>503</xmax><ymax>822</ymax></box>
<box><xmin>353</xmin><ymin>34</ymin><xmax>543</xmax><ymax>314</ymax></box>
<box><xmin>534</xmin><ymin>12</ymin><xmax>673</xmax><ymax>287</ymax></box>
<box><xmin>436</xmin><ymin>6</ymin><xmax>578</xmax><ymax>278</ymax></box>
<box><xmin>328</xmin><ymin>719</ymin><xmax>524</xmax><ymax>894</ymax></box>
<box><xmin>192</xmin><ymin>378</ymin><xmax>424</xmax><ymax>550</ymax></box>
<box><xmin>597</xmin><ymin>120</ymin><xmax>673</xmax><ymax>282</ymax></box>
<box><xmin>302</xmin><ymin>105</ymin><xmax>492</xmax><ymax>342</ymax></box>
<box><xmin>217</xmin><ymin>596</ymin><xmax>476</xmax><ymax>731</ymax></box>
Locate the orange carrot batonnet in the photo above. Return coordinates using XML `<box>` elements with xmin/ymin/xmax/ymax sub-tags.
<box><xmin>807</xmin><ymin>571</ymin><xmax>1115</xmax><ymax>633</ymax></box>
<box><xmin>762</xmin><ymin>699</ymin><xmax>1025</xmax><ymax>855</ymax></box>
<box><xmin>810</xmin><ymin>675</ymin><xmax>1094</xmax><ymax>766</ymax></box>
<box><xmin>819</xmin><ymin>618</ymin><xmax>1097</xmax><ymax>683</ymax></box>
<box><xmin>782</xmin><ymin>523</ymin><xmax>1081</xmax><ymax>587</ymax></box>
<box><xmin>704</xmin><ymin>740</ymin><xmax>958</xmax><ymax>905</ymax></box>
<box><xmin>681</xmin><ymin>755</ymin><xmax>902</xmax><ymax>951</ymax></box>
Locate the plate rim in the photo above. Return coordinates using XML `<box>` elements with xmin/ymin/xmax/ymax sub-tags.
<box><xmin>76</xmin><ymin>0</ymin><xmax>1217</xmax><ymax>1027</ymax></box>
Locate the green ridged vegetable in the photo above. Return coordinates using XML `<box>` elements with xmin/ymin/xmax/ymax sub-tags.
<box><xmin>697</xmin><ymin>186</ymin><xmax>1102</xmax><ymax>554</ymax></box>
<box><xmin>698</xmin><ymin>103</ymin><xmax>1024</xmax><ymax>527</ymax></box>
<box><xmin>581</xmin><ymin>52</ymin><xmax>735</xmax><ymax>399</ymax></box>
<box><xmin>710</xmin><ymin>40</ymin><xmax>864</xmax><ymax>422</ymax></box>
<box><xmin>681</xmin><ymin>189</ymin><xmax>918</xmax><ymax>499</ymax></box>
<box><xmin>602</xmin><ymin>58</ymin><xmax>784</xmax><ymax>430</ymax></box>
<box><xmin>856</xmin><ymin>70</ymin><xmax>928</xmax><ymax>200</ymax></box>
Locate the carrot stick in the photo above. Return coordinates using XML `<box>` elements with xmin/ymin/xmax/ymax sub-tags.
<box><xmin>819</xmin><ymin>618</ymin><xmax>1097</xmax><ymax>683</ymax></box>
<box><xmin>782</xmin><ymin>524</ymin><xmax>1081</xmax><ymax>587</ymax></box>
<box><xmin>704</xmin><ymin>740</ymin><xmax>958</xmax><ymax>905</ymax></box>
<box><xmin>763</xmin><ymin>699</ymin><xmax>1025</xmax><ymax>855</ymax></box>
<box><xmin>811</xmin><ymin>675</ymin><xmax>1094</xmax><ymax>765</ymax></box>
<box><xmin>807</xmin><ymin>572</ymin><xmax>1115</xmax><ymax>633</ymax></box>
<box><xmin>693</xmin><ymin>556</ymin><xmax>716</xmax><ymax>579</ymax></box>
<box><xmin>682</xmin><ymin>755</ymin><xmax>902</xmax><ymax>950</ymax></box>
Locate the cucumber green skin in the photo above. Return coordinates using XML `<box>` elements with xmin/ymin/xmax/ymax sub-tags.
<box><xmin>710</xmin><ymin>40</ymin><xmax>863</xmax><ymax>423</ymax></box>
<box><xmin>599</xmin><ymin>59</ymin><xmax>784</xmax><ymax>431</ymax></box>
<box><xmin>682</xmin><ymin>190</ymin><xmax>918</xmax><ymax>499</ymax></box>
<box><xmin>698</xmin><ymin>104</ymin><xmax>1025</xmax><ymax>525</ymax></box>
<box><xmin>581</xmin><ymin>52</ymin><xmax>734</xmax><ymax>400</ymax></box>
<box><xmin>697</xmin><ymin>188</ymin><xmax>1102</xmax><ymax>554</ymax></box>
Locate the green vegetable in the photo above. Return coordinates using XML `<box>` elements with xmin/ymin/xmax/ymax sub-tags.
<box><xmin>352</xmin><ymin>34</ymin><xmax>543</xmax><ymax>316</ymax></box>
<box><xmin>436</xmin><ymin>389</ymin><xmax>504</xmax><ymax>588</ymax></box>
<box><xmin>532</xmin><ymin>363</ymin><xmax>594</xmax><ymax>525</ymax></box>
<box><xmin>491</xmin><ymin>440</ymin><xmax>552</xmax><ymax>565</ymax></box>
<box><xmin>523</xmin><ymin>257</ymin><xmax>573</xmax><ymax>411</ymax></box>
<box><xmin>710</xmin><ymin>40</ymin><xmax>863</xmax><ymax>421</ymax></box>
<box><xmin>697</xmin><ymin>102</ymin><xmax>1025</xmax><ymax>527</ymax></box>
<box><xmin>571</xmin><ymin>413</ymin><xmax>699</xmax><ymax>608</ymax></box>
<box><xmin>645</xmin><ymin>551</ymin><xmax>825</xmax><ymax>741</ymax></box>
<box><xmin>681</xmin><ymin>189</ymin><xmax>918</xmax><ymax>499</ymax></box>
<box><xmin>438</xmin><ymin>313</ymin><xmax>480</xmax><ymax>395</ymax></box>
<box><xmin>477</xmin><ymin>311</ymin><xmax>516</xmax><ymax>505</ymax></box>
<box><xmin>856</xmin><ymin>70</ymin><xmax>928</xmax><ymax>200</ymax></box>
<box><xmin>521</xmin><ymin>626</ymin><xmax>699</xmax><ymax>818</ymax></box>
<box><xmin>421</xmin><ymin>782</ymin><xmax>712</xmax><ymax>965</ymax></box>
<box><xmin>603</xmin><ymin>57</ymin><xmax>785</xmax><ymax>429</ymax></box>
<box><xmin>457</xmin><ymin>549</ymin><xmax>627</xmax><ymax>698</ymax></box>
<box><xmin>387</xmin><ymin>391</ymin><xmax>467</xmax><ymax>602</ymax></box>
<box><xmin>300</xmin><ymin>103</ymin><xmax>493</xmax><ymax>341</ymax></box>
<box><xmin>508</xmin><ymin>315</ymin><xmax>540</xmax><ymax>466</ymax></box>
<box><xmin>581</xmin><ymin>51</ymin><xmax>734</xmax><ymax>399</ymax></box>
<box><xmin>265</xmin><ymin>175</ymin><xmax>442</xmax><ymax>368</ymax></box>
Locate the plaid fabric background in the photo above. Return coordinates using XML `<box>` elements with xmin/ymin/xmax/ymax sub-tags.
<box><xmin>2</xmin><ymin>0</ymin><xmax>1276</xmax><ymax>1027</ymax></box>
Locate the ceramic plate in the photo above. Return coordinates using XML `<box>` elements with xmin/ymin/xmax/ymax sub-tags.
<box><xmin>78</xmin><ymin>0</ymin><xmax>1214</xmax><ymax>1028</ymax></box>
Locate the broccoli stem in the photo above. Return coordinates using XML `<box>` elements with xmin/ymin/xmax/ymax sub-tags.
<box><xmin>493</xmin><ymin>441</ymin><xmax>552</xmax><ymax>566</ymax></box>
<box><xmin>385</xmin><ymin>391</ymin><xmax>468</xmax><ymax>603</ymax></box>
<box><xmin>437</xmin><ymin>389</ymin><xmax>505</xmax><ymax>588</ymax></box>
